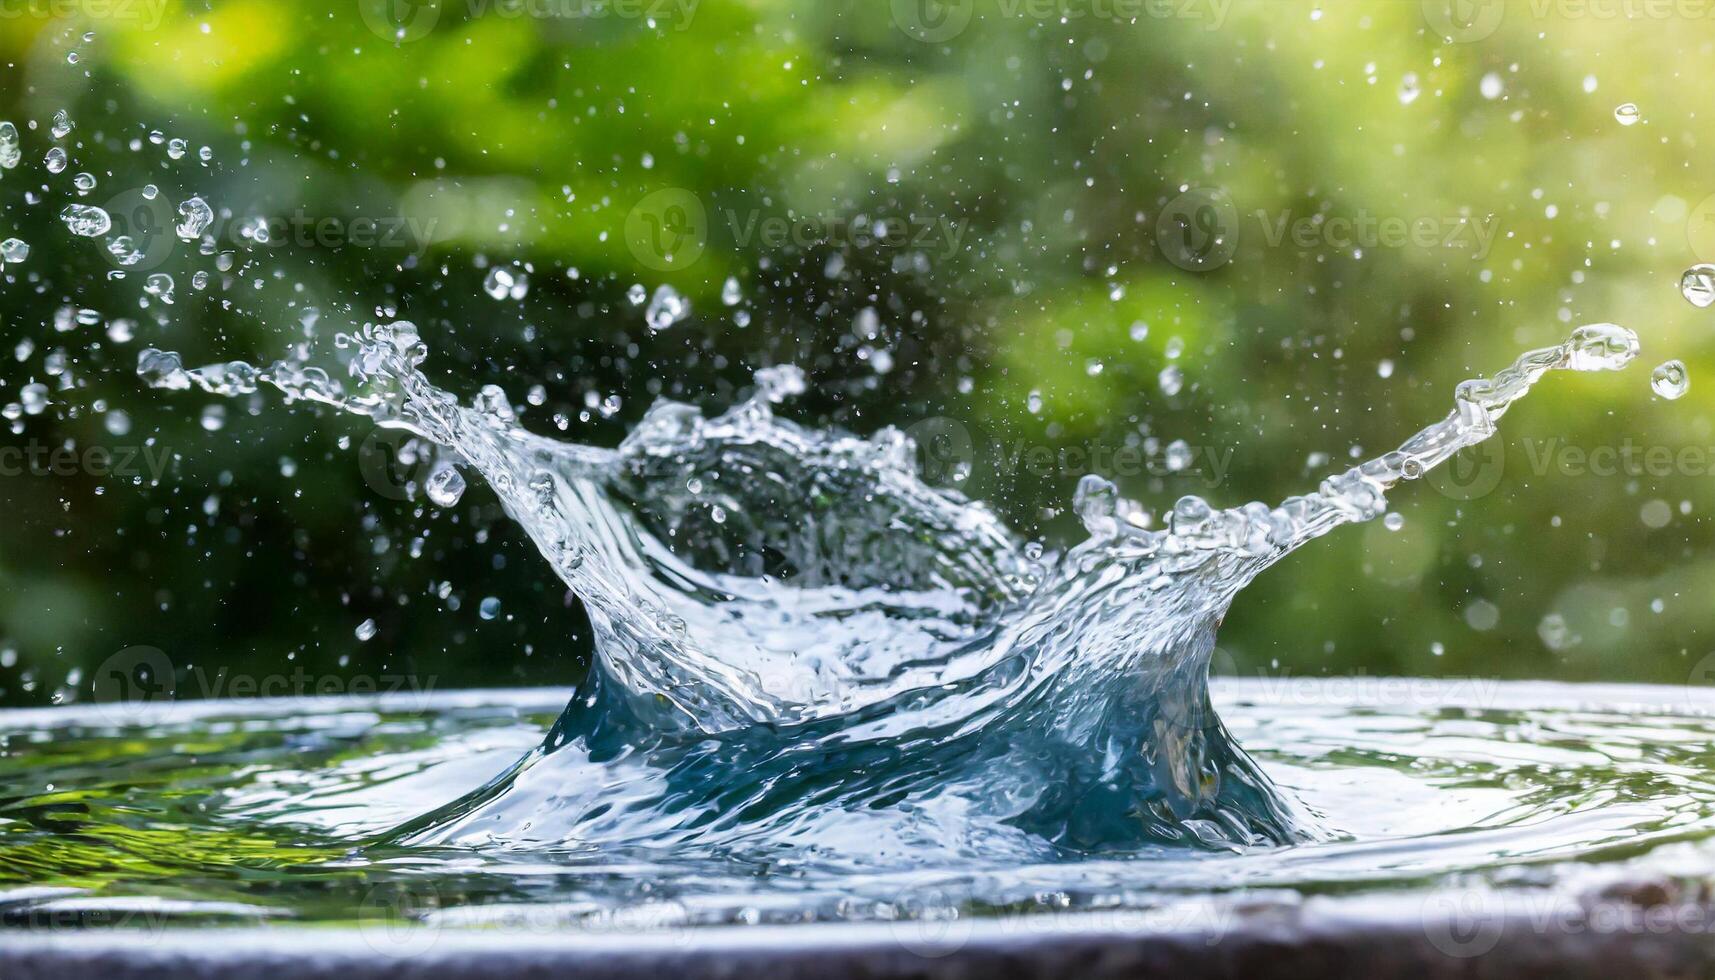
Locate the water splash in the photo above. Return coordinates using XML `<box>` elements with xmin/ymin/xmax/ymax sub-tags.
<box><xmin>138</xmin><ymin>321</ymin><xmax>1639</xmax><ymax>858</ymax></box>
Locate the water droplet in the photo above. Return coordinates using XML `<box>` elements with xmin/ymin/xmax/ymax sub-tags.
<box><xmin>1680</xmin><ymin>265</ymin><xmax>1715</xmax><ymax>308</ymax></box>
<box><xmin>167</xmin><ymin>138</ymin><xmax>188</xmax><ymax>160</ymax></box>
<box><xmin>483</xmin><ymin>265</ymin><xmax>528</xmax><ymax>301</ymax></box>
<box><xmin>1377</xmin><ymin>359</ymin><xmax>1395</xmax><ymax>379</ymax></box>
<box><xmin>1651</xmin><ymin>359</ymin><xmax>1689</xmax><ymax>400</ymax></box>
<box><xmin>144</xmin><ymin>273</ymin><xmax>175</xmax><ymax>304</ymax></box>
<box><xmin>1164</xmin><ymin>439</ymin><xmax>1192</xmax><ymax>472</ymax></box>
<box><xmin>1479</xmin><ymin>72</ymin><xmax>1503</xmax><ymax>100</ymax></box>
<box><xmin>626</xmin><ymin>283</ymin><xmax>647</xmax><ymax>306</ymax></box>
<box><xmin>355</xmin><ymin>619</ymin><xmax>378</xmax><ymax>642</ymax></box>
<box><xmin>176</xmin><ymin>197</ymin><xmax>213</xmax><ymax>240</ymax></box>
<box><xmin>479</xmin><ymin>597</ymin><xmax>502</xmax><ymax>620</ymax></box>
<box><xmin>1614</xmin><ymin>102</ymin><xmax>1640</xmax><ymax>126</ymax></box>
<box><xmin>59</xmin><ymin>203</ymin><xmax>110</xmax><ymax>236</ymax></box>
<box><xmin>137</xmin><ymin>348</ymin><xmax>192</xmax><ymax>390</ymax></box>
<box><xmin>1383</xmin><ymin>512</ymin><xmax>1405</xmax><ymax>531</ymax></box>
<box><xmin>49</xmin><ymin>109</ymin><xmax>73</xmax><ymax>140</ymax></box>
<box><xmin>72</xmin><ymin>172</ymin><xmax>95</xmax><ymax>193</ymax></box>
<box><xmin>721</xmin><ymin>276</ymin><xmax>743</xmax><ymax>306</ymax></box>
<box><xmin>645</xmin><ymin>285</ymin><xmax>690</xmax><ymax>331</ymax></box>
<box><xmin>1159</xmin><ymin>365</ymin><xmax>1184</xmax><ymax>396</ymax></box>
<box><xmin>200</xmin><ymin>404</ymin><xmax>226</xmax><ymax>431</ymax></box>
<box><xmin>19</xmin><ymin>383</ymin><xmax>48</xmax><ymax>415</ymax></box>
<box><xmin>0</xmin><ymin>122</ymin><xmax>18</xmax><ymax>169</ymax></box>
<box><xmin>0</xmin><ymin>238</ymin><xmax>28</xmax><ymax>264</ymax></box>
<box><xmin>1398</xmin><ymin>72</ymin><xmax>1420</xmax><ymax>105</ymax></box>
<box><xmin>425</xmin><ymin>464</ymin><xmax>467</xmax><ymax>508</ymax></box>
<box><xmin>1537</xmin><ymin>612</ymin><xmax>1577</xmax><ymax>651</ymax></box>
<box><xmin>43</xmin><ymin>147</ymin><xmax>66</xmax><ymax>174</ymax></box>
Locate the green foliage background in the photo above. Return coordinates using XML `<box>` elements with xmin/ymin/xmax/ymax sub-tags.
<box><xmin>0</xmin><ymin>0</ymin><xmax>1711</xmax><ymax>707</ymax></box>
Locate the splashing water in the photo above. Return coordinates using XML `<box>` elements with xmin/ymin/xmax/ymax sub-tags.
<box><xmin>131</xmin><ymin>321</ymin><xmax>1640</xmax><ymax>864</ymax></box>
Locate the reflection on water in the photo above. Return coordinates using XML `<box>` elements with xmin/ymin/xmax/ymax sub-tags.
<box><xmin>5</xmin><ymin>680</ymin><xmax>1715</xmax><ymax>934</ymax></box>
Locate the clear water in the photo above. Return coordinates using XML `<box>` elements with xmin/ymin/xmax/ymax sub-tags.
<box><xmin>8</xmin><ymin>680</ymin><xmax>1715</xmax><ymax>936</ymax></box>
<box><xmin>2</xmin><ymin>81</ymin><xmax>1690</xmax><ymax>942</ymax></box>
<box><xmin>0</xmin><ymin>320</ymin><xmax>1667</xmax><ymax>934</ymax></box>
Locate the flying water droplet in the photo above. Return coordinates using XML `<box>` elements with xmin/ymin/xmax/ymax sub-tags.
<box><xmin>1680</xmin><ymin>265</ymin><xmax>1715</xmax><ymax>308</ymax></box>
<box><xmin>1164</xmin><ymin>439</ymin><xmax>1193</xmax><ymax>472</ymax></box>
<box><xmin>721</xmin><ymin>276</ymin><xmax>743</xmax><ymax>306</ymax></box>
<box><xmin>43</xmin><ymin>147</ymin><xmax>66</xmax><ymax>174</ymax></box>
<box><xmin>425</xmin><ymin>464</ymin><xmax>467</xmax><ymax>508</ymax></box>
<box><xmin>19</xmin><ymin>383</ymin><xmax>48</xmax><ymax>415</ymax></box>
<box><xmin>1613</xmin><ymin>103</ymin><xmax>1640</xmax><ymax>126</ymax></box>
<box><xmin>483</xmin><ymin>265</ymin><xmax>528</xmax><ymax>301</ymax></box>
<box><xmin>176</xmin><ymin>197</ymin><xmax>213</xmax><ymax>240</ymax></box>
<box><xmin>49</xmin><ymin>110</ymin><xmax>72</xmax><ymax>140</ymax></box>
<box><xmin>645</xmin><ymin>285</ymin><xmax>689</xmax><ymax>330</ymax></box>
<box><xmin>1651</xmin><ymin>360</ymin><xmax>1689</xmax><ymax>400</ymax></box>
<box><xmin>479</xmin><ymin>597</ymin><xmax>502</xmax><ymax>620</ymax></box>
<box><xmin>144</xmin><ymin>273</ymin><xmax>175</xmax><ymax>304</ymax></box>
<box><xmin>0</xmin><ymin>122</ymin><xmax>18</xmax><ymax>169</ymax></box>
<box><xmin>59</xmin><ymin>204</ymin><xmax>110</xmax><ymax>236</ymax></box>
<box><xmin>1159</xmin><ymin>365</ymin><xmax>1184</xmax><ymax>396</ymax></box>
<box><xmin>0</xmin><ymin>238</ymin><xmax>28</xmax><ymax>264</ymax></box>
<box><xmin>1398</xmin><ymin>72</ymin><xmax>1420</xmax><ymax>105</ymax></box>
<box><xmin>355</xmin><ymin>619</ymin><xmax>378</xmax><ymax>642</ymax></box>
